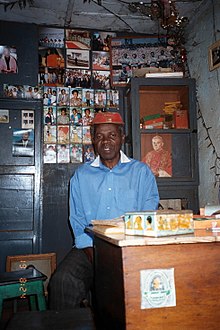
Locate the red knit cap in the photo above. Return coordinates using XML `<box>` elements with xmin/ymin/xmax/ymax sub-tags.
<box><xmin>92</xmin><ymin>112</ymin><xmax>124</xmax><ymax>125</ymax></box>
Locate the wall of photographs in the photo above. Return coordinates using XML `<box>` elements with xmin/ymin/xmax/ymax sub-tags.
<box><xmin>38</xmin><ymin>27</ymin><xmax>120</xmax><ymax>164</ymax></box>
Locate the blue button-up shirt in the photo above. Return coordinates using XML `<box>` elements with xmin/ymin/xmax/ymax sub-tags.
<box><xmin>70</xmin><ymin>151</ymin><xmax>159</xmax><ymax>248</ymax></box>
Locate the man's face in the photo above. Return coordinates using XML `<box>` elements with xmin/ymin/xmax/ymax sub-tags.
<box><xmin>152</xmin><ymin>137</ymin><xmax>163</xmax><ymax>152</ymax></box>
<box><xmin>22</xmin><ymin>133</ymin><xmax>29</xmax><ymax>141</ymax></box>
<box><xmin>93</xmin><ymin>124</ymin><xmax>124</xmax><ymax>162</ymax></box>
<box><xmin>152</xmin><ymin>277</ymin><xmax>161</xmax><ymax>290</ymax></box>
<box><xmin>3</xmin><ymin>48</ymin><xmax>10</xmax><ymax>57</ymax></box>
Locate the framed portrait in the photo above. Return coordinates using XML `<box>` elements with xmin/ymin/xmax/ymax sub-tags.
<box><xmin>0</xmin><ymin>109</ymin><xmax>9</xmax><ymax>123</ymax></box>
<box><xmin>66</xmin><ymin>29</ymin><xmax>91</xmax><ymax>50</ymax></box>
<box><xmin>6</xmin><ymin>253</ymin><xmax>56</xmax><ymax>294</ymax></box>
<box><xmin>0</xmin><ymin>45</ymin><xmax>18</xmax><ymax>74</ymax></box>
<box><xmin>141</xmin><ymin>133</ymin><xmax>172</xmax><ymax>178</ymax></box>
<box><xmin>110</xmin><ymin>36</ymin><xmax>174</xmax><ymax>86</ymax></box>
<box><xmin>208</xmin><ymin>40</ymin><xmax>220</xmax><ymax>71</ymax></box>
<box><xmin>66</xmin><ymin>49</ymin><xmax>90</xmax><ymax>69</ymax></box>
<box><xmin>39</xmin><ymin>27</ymin><xmax>64</xmax><ymax>48</ymax></box>
<box><xmin>12</xmin><ymin>128</ymin><xmax>34</xmax><ymax>157</ymax></box>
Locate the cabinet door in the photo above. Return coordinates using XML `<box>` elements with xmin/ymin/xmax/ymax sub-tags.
<box><xmin>0</xmin><ymin>99</ymin><xmax>42</xmax><ymax>272</ymax></box>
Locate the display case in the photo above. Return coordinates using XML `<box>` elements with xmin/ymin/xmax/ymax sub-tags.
<box><xmin>128</xmin><ymin>78</ymin><xmax>199</xmax><ymax>213</ymax></box>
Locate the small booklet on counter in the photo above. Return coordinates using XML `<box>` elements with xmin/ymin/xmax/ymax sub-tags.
<box><xmin>90</xmin><ymin>217</ymin><xmax>125</xmax><ymax>234</ymax></box>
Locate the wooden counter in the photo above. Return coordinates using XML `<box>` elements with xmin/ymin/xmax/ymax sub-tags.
<box><xmin>89</xmin><ymin>229</ymin><xmax>220</xmax><ymax>330</ymax></box>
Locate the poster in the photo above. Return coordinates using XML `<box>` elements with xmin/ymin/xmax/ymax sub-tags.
<box><xmin>140</xmin><ymin>268</ymin><xmax>176</xmax><ymax>309</ymax></box>
<box><xmin>12</xmin><ymin>129</ymin><xmax>34</xmax><ymax>157</ymax></box>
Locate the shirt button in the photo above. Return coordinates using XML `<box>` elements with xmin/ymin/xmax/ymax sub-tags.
<box><xmin>107</xmin><ymin>206</ymin><xmax>110</xmax><ymax>210</ymax></box>
<box><xmin>108</xmin><ymin>188</ymin><xmax>112</xmax><ymax>191</ymax></box>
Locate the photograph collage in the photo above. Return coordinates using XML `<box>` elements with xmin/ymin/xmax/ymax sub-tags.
<box><xmin>43</xmin><ymin>86</ymin><xmax>119</xmax><ymax>163</ymax></box>
<box><xmin>38</xmin><ymin>27</ymin><xmax>120</xmax><ymax>164</ymax></box>
<box><xmin>38</xmin><ymin>27</ymin><xmax>119</xmax><ymax>163</ymax></box>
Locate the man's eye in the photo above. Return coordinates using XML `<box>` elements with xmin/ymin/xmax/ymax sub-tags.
<box><xmin>110</xmin><ymin>133</ymin><xmax>116</xmax><ymax>138</ymax></box>
<box><xmin>96</xmin><ymin>134</ymin><xmax>102</xmax><ymax>140</ymax></box>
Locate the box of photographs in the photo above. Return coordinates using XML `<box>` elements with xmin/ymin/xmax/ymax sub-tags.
<box><xmin>43</xmin><ymin>86</ymin><xmax>119</xmax><ymax>164</ymax></box>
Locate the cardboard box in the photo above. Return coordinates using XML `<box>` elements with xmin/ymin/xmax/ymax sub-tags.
<box><xmin>174</xmin><ymin>110</ymin><xmax>189</xmax><ymax>129</ymax></box>
<box><xmin>124</xmin><ymin>210</ymin><xmax>194</xmax><ymax>237</ymax></box>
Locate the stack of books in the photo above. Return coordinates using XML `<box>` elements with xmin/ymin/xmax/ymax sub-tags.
<box><xmin>141</xmin><ymin>113</ymin><xmax>164</xmax><ymax>129</ymax></box>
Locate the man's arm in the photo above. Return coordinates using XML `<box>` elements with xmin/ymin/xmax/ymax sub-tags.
<box><xmin>140</xmin><ymin>165</ymin><xmax>159</xmax><ymax>210</ymax></box>
<box><xmin>69</xmin><ymin>171</ymin><xmax>93</xmax><ymax>249</ymax></box>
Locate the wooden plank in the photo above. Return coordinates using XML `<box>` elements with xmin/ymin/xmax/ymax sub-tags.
<box><xmin>122</xmin><ymin>243</ymin><xmax>220</xmax><ymax>329</ymax></box>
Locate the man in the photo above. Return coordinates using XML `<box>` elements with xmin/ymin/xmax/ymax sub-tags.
<box><xmin>49</xmin><ymin>112</ymin><xmax>159</xmax><ymax>310</ymax></box>
<box><xmin>0</xmin><ymin>46</ymin><xmax>17</xmax><ymax>73</ymax></box>
<box><xmin>142</xmin><ymin>135</ymin><xmax>172</xmax><ymax>177</ymax></box>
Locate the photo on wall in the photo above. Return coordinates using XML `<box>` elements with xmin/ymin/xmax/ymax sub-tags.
<box><xmin>64</xmin><ymin>69</ymin><xmax>91</xmax><ymax>88</ymax></box>
<box><xmin>44</xmin><ymin>144</ymin><xmax>57</xmax><ymax>163</ymax></box>
<box><xmin>66</xmin><ymin>49</ymin><xmax>90</xmax><ymax>69</ymax></box>
<box><xmin>65</xmin><ymin>29</ymin><xmax>91</xmax><ymax>50</ymax></box>
<box><xmin>39</xmin><ymin>47</ymin><xmax>65</xmax><ymax>68</ymax></box>
<box><xmin>22</xmin><ymin>110</ymin><xmax>34</xmax><ymax>129</ymax></box>
<box><xmin>57</xmin><ymin>144</ymin><xmax>70</xmax><ymax>163</ymax></box>
<box><xmin>39</xmin><ymin>27</ymin><xmax>64</xmax><ymax>48</ymax></box>
<box><xmin>70</xmin><ymin>144</ymin><xmax>83</xmax><ymax>163</ymax></box>
<box><xmin>12</xmin><ymin>129</ymin><xmax>34</xmax><ymax>157</ymax></box>
<box><xmin>92</xmin><ymin>51</ymin><xmax>110</xmax><ymax>71</ymax></box>
<box><xmin>141</xmin><ymin>134</ymin><xmax>172</xmax><ymax>178</ymax></box>
<box><xmin>0</xmin><ymin>45</ymin><xmax>18</xmax><ymax>74</ymax></box>
<box><xmin>93</xmin><ymin>70</ymin><xmax>111</xmax><ymax>89</ymax></box>
<box><xmin>39</xmin><ymin>67</ymin><xmax>65</xmax><ymax>86</ymax></box>
<box><xmin>44</xmin><ymin>125</ymin><xmax>56</xmax><ymax>144</ymax></box>
<box><xmin>92</xmin><ymin>31</ymin><xmax>116</xmax><ymax>51</ymax></box>
<box><xmin>0</xmin><ymin>109</ymin><xmax>9</xmax><ymax>123</ymax></box>
<box><xmin>110</xmin><ymin>36</ymin><xmax>174</xmax><ymax>86</ymax></box>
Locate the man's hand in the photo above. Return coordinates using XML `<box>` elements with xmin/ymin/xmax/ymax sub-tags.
<box><xmin>83</xmin><ymin>247</ymin><xmax>93</xmax><ymax>263</ymax></box>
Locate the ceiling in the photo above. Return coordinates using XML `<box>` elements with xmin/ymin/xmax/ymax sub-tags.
<box><xmin>0</xmin><ymin>0</ymin><xmax>204</xmax><ymax>33</ymax></box>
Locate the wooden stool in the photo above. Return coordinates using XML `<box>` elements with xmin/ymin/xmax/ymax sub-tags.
<box><xmin>0</xmin><ymin>268</ymin><xmax>47</xmax><ymax>318</ymax></box>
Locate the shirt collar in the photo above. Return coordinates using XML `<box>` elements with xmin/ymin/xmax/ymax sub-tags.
<box><xmin>91</xmin><ymin>150</ymin><xmax>131</xmax><ymax>168</ymax></box>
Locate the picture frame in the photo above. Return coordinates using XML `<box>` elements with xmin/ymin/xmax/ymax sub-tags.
<box><xmin>141</xmin><ymin>133</ymin><xmax>172</xmax><ymax>178</ymax></box>
<box><xmin>0</xmin><ymin>109</ymin><xmax>9</xmax><ymax>123</ymax></box>
<box><xmin>208</xmin><ymin>40</ymin><xmax>220</xmax><ymax>71</ymax></box>
<box><xmin>0</xmin><ymin>45</ymin><xmax>18</xmax><ymax>74</ymax></box>
<box><xmin>110</xmin><ymin>36</ymin><xmax>174</xmax><ymax>86</ymax></box>
<box><xmin>6</xmin><ymin>253</ymin><xmax>56</xmax><ymax>294</ymax></box>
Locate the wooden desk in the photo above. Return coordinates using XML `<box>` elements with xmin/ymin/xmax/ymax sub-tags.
<box><xmin>90</xmin><ymin>229</ymin><xmax>220</xmax><ymax>330</ymax></box>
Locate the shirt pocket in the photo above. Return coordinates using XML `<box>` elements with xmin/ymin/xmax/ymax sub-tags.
<box><xmin>115</xmin><ymin>189</ymin><xmax>137</xmax><ymax>213</ymax></box>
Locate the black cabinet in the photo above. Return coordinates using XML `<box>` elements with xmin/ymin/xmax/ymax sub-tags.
<box><xmin>128</xmin><ymin>78</ymin><xmax>199</xmax><ymax>213</ymax></box>
<box><xmin>0</xmin><ymin>99</ymin><xmax>42</xmax><ymax>272</ymax></box>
